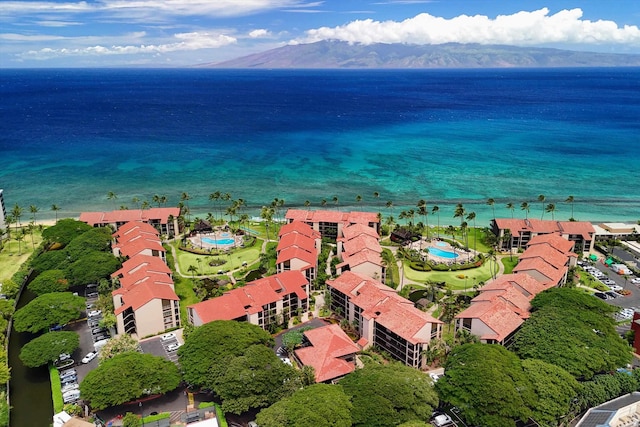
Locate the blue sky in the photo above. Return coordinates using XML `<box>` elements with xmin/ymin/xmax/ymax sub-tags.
<box><xmin>1</xmin><ymin>1</ymin><xmax>639</xmax><ymax>67</ymax></box>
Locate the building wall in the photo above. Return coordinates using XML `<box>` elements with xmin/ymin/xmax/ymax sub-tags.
<box><xmin>0</xmin><ymin>189</ymin><xmax>6</xmax><ymax>231</ymax></box>
<box><xmin>350</xmin><ymin>262</ymin><xmax>383</xmax><ymax>281</ymax></box>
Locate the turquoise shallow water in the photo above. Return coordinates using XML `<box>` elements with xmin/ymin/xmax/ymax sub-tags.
<box><xmin>0</xmin><ymin>68</ymin><xmax>639</xmax><ymax>226</ymax></box>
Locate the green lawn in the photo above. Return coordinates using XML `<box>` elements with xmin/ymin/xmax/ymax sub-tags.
<box><xmin>170</xmin><ymin>240</ymin><xmax>262</xmax><ymax>276</ymax></box>
<box><xmin>0</xmin><ymin>227</ymin><xmax>44</xmax><ymax>283</ymax></box>
<box><xmin>501</xmin><ymin>255</ymin><xmax>519</xmax><ymax>274</ymax></box>
<box><xmin>403</xmin><ymin>259</ymin><xmax>495</xmax><ymax>291</ymax></box>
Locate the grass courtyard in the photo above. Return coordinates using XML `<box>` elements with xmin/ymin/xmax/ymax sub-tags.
<box><xmin>402</xmin><ymin>258</ymin><xmax>499</xmax><ymax>291</ymax></box>
<box><xmin>0</xmin><ymin>228</ymin><xmax>44</xmax><ymax>283</ymax></box>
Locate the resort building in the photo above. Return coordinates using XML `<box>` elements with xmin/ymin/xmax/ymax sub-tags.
<box><xmin>594</xmin><ymin>222</ymin><xmax>640</xmax><ymax>242</ymax></box>
<box><xmin>293</xmin><ymin>324</ymin><xmax>360</xmax><ymax>383</ymax></box>
<box><xmin>454</xmin><ymin>273</ymin><xmax>546</xmax><ymax>345</ymax></box>
<box><xmin>187</xmin><ymin>270</ymin><xmax>310</xmax><ymax>331</ymax></box>
<box><xmin>110</xmin><ymin>221</ymin><xmax>180</xmax><ymax>339</ymax></box>
<box><xmin>80</xmin><ymin>207</ymin><xmax>180</xmax><ymax>237</ymax></box>
<box><xmin>335</xmin><ymin>223</ymin><xmax>385</xmax><ymax>281</ymax></box>
<box><xmin>285</xmin><ymin>209</ymin><xmax>380</xmax><ymax>240</ymax></box>
<box><xmin>326</xmin><ymin>271</ymin><xmax>442</xmax><ymax>369</ymax></box>
<box><xmin>456</xmin><ymin>233</ymin><xmax>576</xmax><ymax>344</ymax></box>
<box><xmin>276</xmin><ymin>221</ymin><xmax>321</xmax><ymax>283</ymax></box>
<box><xmin>0</xmin><ymin>189</ymin><xmax>6</xmax><ymax>232</ymax></box>
<box><xmin>575</xmin><ymin>392</ymin><xmax>640</xmax><ymax>427</ymax></box>
<box><xmin>491</xmin><ymin>218</ymin><xmax>595</xmax><ymax>253</ymax></box>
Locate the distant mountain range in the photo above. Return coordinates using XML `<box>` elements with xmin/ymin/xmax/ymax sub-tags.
<box><xmin>199</xmin><ymin>41</ymin><xmax>640</xmax><ymax>69</ymax></box>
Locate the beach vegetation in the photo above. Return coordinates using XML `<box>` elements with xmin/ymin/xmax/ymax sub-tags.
<box><xmin>256</xmin><ymin>383</ymin><xmax>352</xmax><ymax>427</ymax></box>
<box><xmin>19</xmin><ymin>331</ymin><xmax>80</xmax><ymax>367</ymax></box>
<box><xmin>80</xmin><ymin>352</ymin><xmax>180</xmax><ymax>410</ymax></box>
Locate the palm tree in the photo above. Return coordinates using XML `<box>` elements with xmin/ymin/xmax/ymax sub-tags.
<box><xmin>446</xmin><ymin>225</ymin><xmax>457</xmax><ymax>246</ymax></box>
<box><xmin>51</xmin><ymin>204</ymin><xmax>61</xmax><ymax>223</ymax></box>
<box><xmin>107</xmin><ymin>191</ymin><xmax>117</xmax><ymax>209</ymax></box>
<box><xmin>537</xmin><ymin>194</ymin><xmax>546</xmax><ymax>219</ymax></box>
<box><xmin>332</xmin><ymin>195</ymin><xmax>339</xmax><ymax>210</ymax></box>
<box><xmin>466</xmin><ymin>211</ymin><xmax>477</xmax><ymax>253</ymax></box>
<box><xmin>386</xmin><ymin>200</ymin><xmax>394</xmax><ymax>221</ymax></box>
<box><xmin>4</xmin><ymin>215</ymin><xmax>13</xmax><ymax>254</ymax></box>
<box><xmin>304</xmin><ymin>200</ymin><xmax>311</xmax><ymax>210</ymax></box>
<box><xmin>29</xmin><ymin>205</ymin><xmax>39</xmax><ymax>225</ymax></box>
<box><xmin>565</xmin><ymin>195</ymin><xmax>575</xmax><ymax>220</ymax></box>
<box><xmin>503</xmin><ymin>229</ymin><xmax>513</xmax><ymax>261</ymax></box>
<box><xmin>321</xmin><ymin>199</ymin><xmax>327</xmax><ymax>208</ymax></box>
<box><xmin>545</xmin><ymin>203</ymin><xmax>557</xmax><ymax>220</ymax></box>
<box><xmin>417</xmin><ymin>200</ymin><xmax>429</xmax><ymax>240</ymax></box>
<box><xmin>209</xmin><ymin>191</ymin><xmax>221</xmax><ymax>221</ymax></box>
<box><xmin>152</xmin><ymin>194</ymin><xmax>161</xmax><ymax>207</ymax></box>
<box><xmin>460</xmin><ymin>221</ymin><xmax>469</xmax><ymax>256</ymax></box>
<box><xmin>486</xmin><ymin>198</ymin><xmax>496</xmax><ymax>219</ymax></box>
<box><xmin>432</xmin><ymin>205</ymin><xmax>440</xmax><ymax>238</ymax></box>
<box><xmin>187</xmin><ymin>265</ymin><xmax>198</xmax><ymax>279</ymax></box>
<box><xmin>355</xmin><ymin>195</ymin><xmax>362</xmax><ymax>208</ymax></box>
<box><xmin>373</xmin><ymin>191</ymin><xmax>380</xmax><ymax>204</ymax></box>
<box><xmin>131</xmin><ymin>197</ymin><xmax>140</xmax><ymax>209</ymax></box>
<box><xmin>487</xmin><ymin>249</ymin><xmax>498</xmax><ymax>280</ymax></box>
<box><xmin>260</xmin><ymin>206</ymin><xmax>275</xmax><ymax>241</ymax></box>
<box><xmin>453</xmin><ymin>203</ymin><xmax>465</xmax><ymax>226</ymax></box>
<box><xmin>506</xmin><ymin>202</ymin><xmax>515</xmax><ymax>219</ymax></box>
<box><xmin>520</xmin><ymin>201</ymin><xmax>530</xmax><ymax>219</ymax></box>
<box><xmin>141</xmin><ymin>200</ymin><xmax>150</xmax><ymax>212</ymax></box>
<box><xmin>181</xmin><ymin>192</ymin><xmax>191</xmax><ymax>224</ymax></box>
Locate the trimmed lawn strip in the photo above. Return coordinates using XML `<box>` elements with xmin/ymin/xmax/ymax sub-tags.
<box><xmin>501</xmin><ymin>255</ymin><xmax>519</xmax><ymax>274</ymax></box>
<box><xmin>142</xmin><ymin>412</ymin><xmax>170</xmax><ymax>423</ymax></box>
<box><xmin>403</xmin><ymin>260</ymin><xmax>494</xmax><ymax>290</ymax></box>
<box><xmin>50</xmin><ymin>365</ymin><xmax>63</xmax><ymax>413</ymax></box>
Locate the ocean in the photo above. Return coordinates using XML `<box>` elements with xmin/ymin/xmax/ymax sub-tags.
<box><xmin>1</xmin><ymin>67</ymin><xmax>639</xmax><ymax>226</ymax></box>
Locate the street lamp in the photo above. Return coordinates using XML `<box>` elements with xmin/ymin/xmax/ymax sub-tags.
<box><xmin>139</xmin><ymin>402</ymin><xmax>145</xmax><ymax>426</ymax></box>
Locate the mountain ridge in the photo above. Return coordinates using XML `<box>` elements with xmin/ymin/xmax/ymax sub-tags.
<box><xmin>198</xmin><ymin>41</ymin><xmax>640</xmax><ymax>69</ymax></box>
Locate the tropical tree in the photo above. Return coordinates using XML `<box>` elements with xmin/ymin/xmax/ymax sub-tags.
<box><xmin>209</xmin><ymin>191</ymin><xmax>221</xmax><ymax>221</ymax></box>
<box><xmin>386</xmin><ymin>200</ymin><xmax>394</xmax><ymax>221</ymax></box>
<box><xmin>417</xmin><ymin>199</ymin><xmax>429</xmax><ymax>239</ymax></box>
<box><xmin>431</xmin><ymin>205</ymin><xmax>440</xmax><ymax>238</ymax></box>
<box><xmin>98</xmin><ymin>334</ymin><xmax>140</xmax><ymax>360</ymax></box>
<box><xmin>566</xmin><ymin>195</ymin><xmax>575</xmax><ymax>220</ymax></box>
<box><xmin>19</xmin><ymin>331</ymin><xmax>80</xmax><ymax>367</ymax></box>
<box><xmin>256</xmin><ymin>383</ymin><xmax>352</xmax><ymax>427</ymax></box>
<box><xmin>320</xmin><ymin>198</ymin><xmax>327</xmax><ymax>208</ymax></box>
<box><xmin>304</xmin><ymin>200</ymin><xmax>311</xmax><ymax>210</ymax></box>
<box><xmin>506</xmin><ymin>202</ymin><xmax>515</xmax><ymax>218</ymax></box>
<box><xmin>446</xmin><ymin>225</ymin><xmax>456</xmax><ymax>244</ymax></box>
<box><xmin>355</xmin><ymin>194</ymin><xmax>362</xmax><ymax>207</ymax></box>
<box><xmin>11</xmin><ymin>204</ymin><xmax>23</xmax><ymax>255</ymax></box>
<box><xmin>537</xmin><ymin>194</ymin><xmax>546</xmax><ymax>219</ymax></box>
<box><xmin>51</xmin><ymin>204</ymin><xmax>61</xmax><ymax>223</ymax></box>
<box><xmin>27</xmin><ymin>269</ymin><xmax>69</xmax><ymax>295</ymax></box>
<box><xmin>466</xmin><ymin>211</ymin><xmax>476</xmax><ymax>252</ymax></box>
<box><xmin>80</xmin><ymin>352</ymin><xmax>181</xmax><ymax>410</ymax></box>
<box><xmin>453</xmin><ymin>203</ymin><xmax>465</xmax><ymax>226</ymax></box>
<box><xmin>332</xmin><ymin>195</ymin><xmax>339</xmax><ymax>210</ymax></box>
<box><xmin>260</xmin><ymin>206</ymin><xmax>275</xmax><ymax>242</ymax></box>
<box><xmin>29</xmin><ymin>204</ymin><xmax>39</xmax><ymax>225</ymax></box>
<box><xmin>14</xmin><ymin>292</ymin><xmax>85</xmax><ymax>333</ymax></box>
<box><xmin>486</xmin><ymin>198</ymin><xmax>495</xmax><ymax>219</ymax></box>
<box><xmin>340</xmin><ymin>363</ymin><xmax>438</xmax><ymax>427</ymax></box>
<box><xmin>131</xmin><ymin>197</ymin><xmax>140</xmax><ymax>209</ymax></box>
<box><xmin>106</xmin><ymin>191</ymin><xmax>117</xmax><ymax>209</ymax></box>
<box><xmin>545</xmin><ymin>202</ymin><xmax>557</xmax><ymax>220</ymax></box>
<box><xmin>520</xmin><ymin>201</ymin><xmax>530</xmax><ymax>219</ymax></box>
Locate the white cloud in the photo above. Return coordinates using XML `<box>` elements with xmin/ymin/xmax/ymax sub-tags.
<box><xmin>18</xmin><ymin>31</ymin><xmax>237</xmax><ymax>59</ymax></box>
<box><xmin>35</xmin><ymin>20</ymin><xmax>83</xmax><ymax>27</ymax></box>
<box><xmin>298</xmin><ymin>8</ymin><xmax>640</xmax><ymax>47</ymax></box>
<box><xmin>249</xmin><ymin>29</ymin><xmax>271</xmax><ymax>38</ymax></box>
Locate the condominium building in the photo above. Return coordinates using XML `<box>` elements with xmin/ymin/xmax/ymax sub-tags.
<box><xmin>491</xmin><ymin>218</ymin><xmax>595</xmax><ymax>253</ymax></box>
<box><xmin>80</xmin><ymin>207</ymin><xmax>180</xmax><ymax>237</ymax></box>
<box><xmin>276</xmin><ymin>221</ymin><xmax>321</xmax><ymax>283</ymax></box>
<box><xmin>285</xmin><ymin>209</ymin><xmax>380</xmax><ymax>240</ymax></box>
<box><xmin>327</xmin><ymin>271</ymin><xmax>442</xmax><ymax>369</ymax></box>
<box><xmin>336</xmin><ymin>223</ymin><xmax>385</xmax><ymax>281</ymax></box>
<box><xmin>187</xmin><ymin>270</ymin><xmax>310</xmax><ymax>331</ymax></box>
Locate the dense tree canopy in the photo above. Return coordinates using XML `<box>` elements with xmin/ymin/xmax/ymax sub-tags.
<box><xmin>80</xmin><ymin>352</ymin><xmax>181</xmax><ymax>410</ymax></box>
<box><xmin>522</xmin><ymin>359</ymin><xmax>580</xmax><ymax>426</ymax></box>
<box><xmin>178</xmin><ymin>320</ymin><xmax>273</xmax><ymax>388</ymax></box>
<box><xmin>30</xmin><ymin>250</ymin><xmax>70</xmax><ymax>275</ymax></box>
<box><xmin>19</xmin><ymin>331</ymin><xmax>80</xmax><ymax>368</ymax></box>
<box><xmin>41</xmin><ymin>219</ymin><xmax>92</xmax><ymax>247</ymax></box>
<box><xmin>27</xmin><ymin>269</ymin><xmax>69</xmax><ymax>295</ymax></box>
<box><xmin>256</xmin><ymin>384</ymin><xmax>352</xmax><ymax>427</ymax></box>
<box><xmin>511</xmin><ymin>288</ymin><xmax>631</xmax><ymax>379</ymax></box>
<box><xmin>65</xmin><ymin>251</ymin><xmax>121</xmax><ymax>286</ymax></box>
<box><xmin>13</xmin><ymin>292</ymin><xmax>85</xmax><ymax>333</ymax></box>
<box><xmin>340</xmin><ymin>363</ymin><xmax>439</xmax><ymax>427</ymax></box>
<box><xmin>98</xmin><ymin>334</ymin><xmax>139</xmax><ymax>361</ymax></box>
<box><xmin>436</xmin><ymin>344</ymin><xmax>535</xmax><ymax>427</ymax></box>
<box><xmin>64</xmin><ymin>227</ymin><xmax>113</xmax><ymax>261</ymax></box>
<box><xmin>208</xmin><ymin>344</ymin><xmax>299</xmax><ymax>414</ymax></box>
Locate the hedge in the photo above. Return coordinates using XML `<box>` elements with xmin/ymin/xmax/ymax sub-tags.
<box><xmin>49</xmin><ymin>365</ymin><xmax>64</xmax><ymax>413</ymax></box>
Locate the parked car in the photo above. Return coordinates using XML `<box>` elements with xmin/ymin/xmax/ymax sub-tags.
<box><xmin>603</xmin><ymin>279</ymin><xmax>616</xmax><ymax>286</ymax></box>
<box><xmin>432</xmin><ymin>413</ymin><xmax>454</xmax><ymax>427</ymax></box>
<box><xmin>161</xmin><ymin>333</ymin><xmax>176</xmax><ymax>341</ymax></box>
<box><xmin>632</xmin><ymin>278</ymin><xmax>640</xmax><ymax>285</ymax></box>
<box><xmin>61</xmin><ymin>383</ymin><xmax>79</xmax><ymax>394</ymax></box>
<box><xmin>82</xmin><ymin>351</ymin><xmax>98</xmax><ymax>364</ymax></box>
<box><xmin>60</xmin><ymin>370</ymin><xmax>77</xmax><ymax>381</ymax></box>
<box><xmin>58</xmin><ymin>353</ymin><xmax>71</xmax><ymax>361</ymax></box>
<box><xmin>63</xmin><ymin>390</ymin><xmax>80</xmax><ymax>404</ymax></box>
<box><xmin>88</xmin><ymin>310</ymin><xmax>102</xmax><ymax>318</ymax></box>
<box><xmin>606</xmin><ymin>291</ymin><xmax>621</xmax><ymax>299</ymax></box>
<box><xmin>92</xmin><ymin>327</ymin><xmax>106</xmax><ymax>335</ymax></box>
<box><xmin>61</xmin><ymin>377</ymin><xmax>78</xmax><ymax>387</ymax></box>
<box><xmin>594</xmin><ymin>292</ymin><xmax>610</xmax><ymax>300</ymax></box>
<box><xmin>166</xmin><ymin>343</ymin><xmax>181</xmax><ymax>352</ymax></box>
<box><xmin>86</xmin><ymin>292</ymin><xmax>98</xmax><ymax>298</ymax></box>
<box><xmin>93</xmin><ymin>333</ymin><xmax>109</xmax><ymax>342</ymax></box>
<box><xmin>59</xmin><ymin>368</ymin><xmax>76</xmax><ymax>377</ymax></box>
<box><xmin>610</xmin><ymin>285</ymin><xmax>623</xmax><ymax>292</ymax></box>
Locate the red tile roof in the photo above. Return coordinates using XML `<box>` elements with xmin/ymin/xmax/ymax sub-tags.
<box><xmin>327</xmin><ymin>271</ymin><xmax>441</xmax><ymax>344</ymax></box>
<box><xmin>294</xmin><ymin>324</ymin><xmax>360</xmax><ymax>383</ymax></box>
<box><xmin>494</xmin><ymin>218</ymin><xmax>594</xmax><ymax>241</ymax></box>
<box><xmin>481</xmin><ymin>273</ymin><xmax>546</xmax><ymax>298</ymax></box>
<box><xmin>455</xmin><ymin>300</ymin><xmax>526</xmax><ymax>342</ymax></box>
<box><xmin>117</xmin><ymin>237</ymin><xmax>165</xmax><ymax>258</ymax></box>
<box><xmin>285</xmin><ymin>209</ymin><xmax>379</xmax><ymax>225</ymax></box>
<box><xmin>80</xmin><ymin>207</ymin><xmax>180</xmax><ymax>226</ymax></box>
<box><xmin>188</xmin><ymin>271</ymin><xmax>308</xmax><ymax>325</ymax></box>
<box><xmin>342</xmin><ymin>235</ymin><xmax>381</xmax><ymax>256</ymax></box>
<box><xmin>116</xmin><ymin>270</ymin><xmax>174</xmax><ymax>290</ymax></box>
<box><xmin>114</xmin><ymin>282</ymin><xmax>178</xmax><ymax>315</ymax></box>
<box><xmin>278</xmin><ymin>221</ymin><xmax>321</xmax><ymax>239</ymax></box>
<box><xmin>471</xmin><ymin>287</ymin><xmax>531</xmax><ymax>315</ymax></box>
<box><xmin>341</xmin><ymin>223</ymin><xmax>380</xmax><ymax>241</ymax></box>
<box><xmin>513</xmin><ymin>257</ymin><xmax>566</xmax><ymax>286</ymax></box>
<box><xmin>112</xmin><ymin>254</ymin><xmax>172</xmax><ymax>278</ymax></box>
<box><xmin>527</xmin><ymin>233</ymin><xmax>576</xmax><ymax>254</ymax></box>
<box><xmin>277</xmin><ymin>233</ymin><xmax>317</xmax><ymax>255</ymax></box>
<box><xmin>337</xmin><ymin>249</ymin><xmax>384</xmax><ymax>269</ymax></box>
<box><xmin>558</xmin><ymin>221</ymin><xmax>596</xmax><ymax>239</ymax></box>
<box><xmin>113</xmin><ymin>221</ymin><xmax>159</xmax><ymax>239</ymax></box>
<box><xmin>519</xmin><ymin>245</ymin><xmax>569</xmax><ymax>269</ymax></box>
<box><xmin>276</xmin><ymin>246</ymin><xmax>317</xmax><ymax>266</ymax></box>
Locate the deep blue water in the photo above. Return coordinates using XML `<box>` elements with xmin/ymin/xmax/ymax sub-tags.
<box><xmin>1</xmin><ymin>68</ymin><xmax>639</xmax><ymax>225</ymax></box>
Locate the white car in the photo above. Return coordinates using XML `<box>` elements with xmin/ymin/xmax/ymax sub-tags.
<box><xmin>432</xmin><ymin>413</ymin><xmax>454</xmax><ymax>427</ymax></box>
<box><xmin>82</xmin><ymin>351</ymin><xmax>97</xmax><ymax>364</ymax></box>
<box><xmin>161</xmin><ymin>333</ymin><xmax>176</xmax><ymax>341</ymax></box>
<box><xmin>166</xmin><ymin>343</ymin><xmax>181</xmax><ymax>352</ymax></box>
<box><xmin>61</xmin><ymin>383</ymin><xmax>79</xmax><ymax>394</ymax></box>
<box><xmin>63</xmin><ymin>390</ymin><xmax>80</xmax><ymax>403</ymax></box>
<box><xmin>429</xmin><ymin>372</ymin><xmax>443</xmax><ymax>382</ymax></box>
<box><xmin>631</xmin><ymin>278</ymin><xmax>640</xmax><ymax>284</ymax></box>
<box><xmin>610</xmin><ymin>285</ymin><xmax>623</xmax><ymax>292</ymax></box>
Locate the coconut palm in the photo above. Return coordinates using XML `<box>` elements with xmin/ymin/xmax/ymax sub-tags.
<box><xmin>187</xmin><ymin>265</ymin><xmax>198</xmax><ymax>279</ymax></box>
<box><xmin>545</xmin><ymin>203</ymin><xmax>556</xmax><ymax>220</ymax></box>
<box><xmin>29</xmin><ymin>204</ymin><xmax>39</xmax><ymax>225</ymax></box>
<box><xmin>373</xmin><ymin>191</ymin><xmax>380</xmax><ymax>204</ymax></box>
<box><xmin>386</xmin><ymin>200</ymin><xmax>394</xmax><ymax>220</ymax></box>
<box><xmin>446</xmin><ymin>225</ymin><xmax>457</xmax><ymax>246</ymax></box>
<box><xmin>355</xmin><ymin>195</ymin><xmax>362</xmax><ymax>207</ymax></box>
<box><xmin>321</xmin><ymin>199</ymin><xmax>327</xmax><ymax>208</ymax></box>
<box><xmin>304</xmin><ymin>200</ymin><xmax>311</xmax><ymax>210</ymax></box>
<box><xmin>417</xmin><ymin>199</ymin><xmax>429</xmax><ymax>240</ymax></box>
<box><xmin>181</xmin><ymin>192</ymin><xmax>191</xmax><ymax>224</ymax></box>
<box><xmin>503</xmin><ymin>229</ymin><xmax>513</xmax><ymax>260</ymax></box>
<box><xmin>537</xmin><ymin>194</ymin><xmax>546</xmax><ymax>219</ymax></box>
<box><xmin>11</xmin><ymin>204</ymin><xmax>23</xmax><ymax>255</ymax></box>
<box><xmin>107</xmin><ymin>191</ymin><xmax>117</xmax><ymax>209</ymax></box>
<box><xmin>131</xmin><ymin>197</ymin><xmax>140</xmax><ymax>209</ymax></box>
<box><xmin>486</xmin><ymin>198</ymin><xmax>496</xmax><ymax>219</ymax></box>
<box><xmin>152</xmin><ymin>194</ymin><xmax>161</xmax><ymax>207</ymax></box>
<box><xmin>520</xmin><ymin>201</ymin><xmax>530</xmax><ymax>219</ymax></box>
<box><xmin>506</xmin><ymin>202</ymin><xmax>515</xmax><ymax>219</ymax></box>
<box><xmin>565</xmin><ymin>195</ymin><xmax>575</xmax><ymax>220</ymax></box>
<box><xmin>432</xmin><ymin>205</ymin><xmax>440</xmax><ymax>238</ymax></box>
<box><xmin>51</xmin><ymin>204</ymin><xmax>61</xmax><ymax>223</ymax></box>
<box><xmin>141</xmin><ymin>200</ymin><xmax>150</xmax><ymax>211</ymax></box>
<box><xmin>332</xmin><ymin>195</ymin><xmax>339</xmax><ymax>210</ymax></box>
<box><xmin>453</xmin><ymin>203</ymin><xmax>465</xmax><ymax>226</ymax></box>
<box><xmin>209</xmin><ymin>191</ymin><xmax>221</xmax><ymax>221</ymax></box>
<box><xmin>466</xmin><ymin>211</ymin><xmax>477</xmax><ymax>253</ymax></box>
<box><xmin>260</xmin><ymin>205</ymin><xmax>275</xmax><ymax>241</ymax></box>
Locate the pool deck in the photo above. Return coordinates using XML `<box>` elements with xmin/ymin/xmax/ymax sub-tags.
<box><xmin>408</xmin><ymin>238</ymin><xmax>478</xmax><ymax>264</ymax></box>
<box><xmin>189</xmin><ymin>232</ymin><xmax>243</xmax><ymax>251</ymax></box>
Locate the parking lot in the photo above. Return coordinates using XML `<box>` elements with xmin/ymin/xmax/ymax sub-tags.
<box><xmin>139</xmin><ymin>330</ymin><xmax>183</xmax><ymax>364</ymax></box>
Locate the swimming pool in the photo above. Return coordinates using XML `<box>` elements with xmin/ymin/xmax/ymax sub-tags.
<box><xmin>202</xmin><ymin>237</ymin><xmax>235</xmax><ymax>245</ymax></box>
<box><xmin>429</xmin><ymin>246</ymin><xmax>459</xmax><ymax>259</ymax></box>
